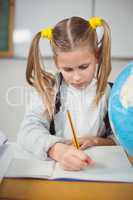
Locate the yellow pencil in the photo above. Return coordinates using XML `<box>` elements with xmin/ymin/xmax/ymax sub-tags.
<box><xmin>66</xmin><ymin>110</ymin><xmax>80</xmax><ymax>149</ymax></box>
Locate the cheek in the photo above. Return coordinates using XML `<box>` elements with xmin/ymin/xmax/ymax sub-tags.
<box><xmin>83</xmin><ymin>67</ymin><xmax>96</xmax><ymax>81</ymax></box>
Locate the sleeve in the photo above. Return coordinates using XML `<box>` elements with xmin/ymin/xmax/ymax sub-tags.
<box><xmin>17</xmin><ymin>88</ymin><xmax>65</xmax><ymax>160</ymax></box>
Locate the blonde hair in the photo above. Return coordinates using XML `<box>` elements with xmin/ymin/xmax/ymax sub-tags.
<box><xmin>26</xmin><ymin>16</ymin><xmax>111</xmax><ymax>118</ymax></box>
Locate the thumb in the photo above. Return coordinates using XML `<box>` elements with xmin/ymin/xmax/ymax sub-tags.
<box><xmin>80</xmin><ymin>141</ymin><xmax>93</xmax><ymax>150</ymax></box>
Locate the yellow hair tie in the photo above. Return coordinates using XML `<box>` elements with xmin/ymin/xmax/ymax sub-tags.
<box><xmin>89</xmin><ymin>17</ymin><xmax>103</xmax><ymax>29</ymax></box>
<box><xmin>41</xmin><ymin>26</ymin><xmax>53</xmax><ymax>40</ymax></box>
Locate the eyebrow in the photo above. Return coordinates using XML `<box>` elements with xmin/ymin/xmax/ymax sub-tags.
<box><xmin>60</xmin><ymin>62</ymin><xmax>90</xmax><ymax>69</ymax></box>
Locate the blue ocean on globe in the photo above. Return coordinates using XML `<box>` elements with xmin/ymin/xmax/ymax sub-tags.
<box><xmin>108</xmin><ymin>62</ymin><xmax>133</xmax><ymax>156</ymax></box>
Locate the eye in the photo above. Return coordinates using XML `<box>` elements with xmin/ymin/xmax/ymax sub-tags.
<box><xmin>79</xmin><ymin>64</ymin><xmax>89</xmax><ymax>70</ymax></box>
<box><xmin>63</xmin><ymin>67</ymin><xmax>73</xmax><ymax>72</ymax></box>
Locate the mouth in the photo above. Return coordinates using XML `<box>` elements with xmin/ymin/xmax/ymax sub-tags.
<box><xmin>71</xmin><ymin>83</ymin><xmax>87</xmax><ymax>88</ymax></box>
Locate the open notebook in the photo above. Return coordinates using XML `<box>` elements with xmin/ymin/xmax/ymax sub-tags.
<box><xmin>5</xmin><ymin>144</ymin><xmax>133</xmax><ymax>183</ymax></box>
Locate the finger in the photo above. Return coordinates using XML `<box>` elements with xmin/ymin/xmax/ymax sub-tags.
<box><xmin>60</xmin><ymin>158</ymin><xmax>82</xmax><ymax>171</ymax></box>
<box><xmin>65</xmin><ymin>150</ymin><xmax>89</xmax><ymax>170</ymax></box>
<box><xmin>80</xmin><ymin>144</ymin><xmax>92</xmax><ymax>150</ymax></box>
<box><xmin>59</xmin><ymin>148</ymin><xmax>83</xmax><ymax>170</ymax></box>
<box><xmin>79</xmin><ymin>141</ymin><xmax>93</xmax><ymax>150</ymax></box>
<box><xmin>71</xmin><ymin>148</ymin><xmax>90</xmax><ymax>162</ymax></box>
<box><xmin>61</xmin><ymin>147</ymin><xmax>92</xmax><ymax>170</ymax></box>
<box><xmin>85</xmin><ymin>156</ymin><xmax>95</xmax><ymax>165</ymax></box>
<box><xmin>70</xmin><ymin>155</ymin><xmax>89</xmax><ymax>170</ymax></box>
<box><xmin>74</xmin><ymin>148</ymin><xmax>95</xmax><ymax>166</ymax></box>
<box><xmin>80</xmin><ymin>144</ymin><xmax>88</xmax><ymax>150</ymax></box>
<box><xmin>76</xmin><ymin>138</ymin><xmax>85</xmax><ymax>145</ymax></box>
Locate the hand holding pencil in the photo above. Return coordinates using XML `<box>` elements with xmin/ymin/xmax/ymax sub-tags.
<box><xmin>48</xmin><ymin>110</ymin><xmax>94</xmax><ymax>171</ymax></box>
<box><xmin>65</xmin><ymin>110</ymin><xmax>94</xmax><ymax>169</ymax></box>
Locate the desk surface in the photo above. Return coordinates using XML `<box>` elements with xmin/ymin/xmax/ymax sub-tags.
<box><xmin>0</xmin><ymin>156</ymin><xmax>133</xmax><ymax>200</ymax></box>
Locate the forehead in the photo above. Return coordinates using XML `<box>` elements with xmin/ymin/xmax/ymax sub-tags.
<box><xmin>56</xmin><ymin>47</ymin><xmax>95</xmax><ymax>68</ymax></box>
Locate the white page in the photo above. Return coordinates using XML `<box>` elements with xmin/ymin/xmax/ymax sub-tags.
<box><xmin>0</xmin><ymin>144</ymin><xmax>13</xmax><ymax>184</ymax></box>
<box><xmin>52</xmin><ymin>146</ymin><xmax>133</xmax><ymax>182</ymax></box>
<box><xmin>5</xmin><ymin>143</ymin><xmax>55</xmax><ymax>179</ymax></box>
<box><xmin>5</xmin><ymin>158</ymin><xmax>55</xmax><ymax>179</ymax></box>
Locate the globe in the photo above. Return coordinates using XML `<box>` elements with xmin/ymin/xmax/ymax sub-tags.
<box><xmin>108</xmin><ymin>62</ymin><xmax>133</xmax><ymax>156</ymax></box>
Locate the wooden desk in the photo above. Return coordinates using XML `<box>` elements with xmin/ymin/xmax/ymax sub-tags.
<box><xmin>0</xmin><ymin>157</ymin><xmax>133</xmax><ymax>200</ymax></box>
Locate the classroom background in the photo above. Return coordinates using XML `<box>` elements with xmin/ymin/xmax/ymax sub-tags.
<box><xmin>0</xmin><ymin>0</ymin><xmax>133</xmax><ymax>141</ymax></box>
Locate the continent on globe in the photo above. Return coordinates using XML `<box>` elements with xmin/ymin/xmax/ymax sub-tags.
<box><xmin>108</xmin><ymin>62</ymin><xmax>133</xmax><ymax>156</ymax></box>
<box><xmin>120</xmin><ymin>71</ymin><xmax>133</xmax><ymax>108</ymax></box>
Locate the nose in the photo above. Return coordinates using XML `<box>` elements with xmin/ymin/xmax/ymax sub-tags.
<box><xmin>73</xmin><ymin>71</ymin><xmax>81</xmax><ymax>82</ymax></box>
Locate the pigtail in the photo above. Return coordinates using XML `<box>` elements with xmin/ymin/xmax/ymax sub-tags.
<box><xmin>26</xmin><ymin>32</ymin><xmax>56</xmax><ymax>118</ymax></box>
<box><xmin>96</xmin><ymin>20</ymin><xmax>111</xmax><ymax>104</ymax></box>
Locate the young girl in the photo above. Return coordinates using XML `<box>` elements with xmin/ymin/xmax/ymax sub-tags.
<box><xmin>17</xmin><ymin>16</ymin><xmax>115</xmax><ymax>171</ymax></box>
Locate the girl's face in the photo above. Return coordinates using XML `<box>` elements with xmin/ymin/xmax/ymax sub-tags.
<box><xmin>56</xmin><ymin>47</ymin><xmax>98</xmax><ymax>89</ymax></box>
